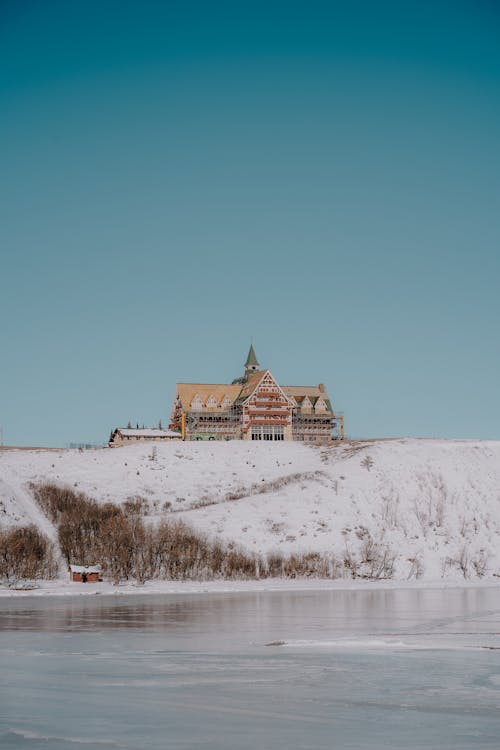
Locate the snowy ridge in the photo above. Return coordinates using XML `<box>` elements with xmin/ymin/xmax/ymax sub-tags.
<box><xmin>1</xmin><ymin>439</ymin><xmax>500</xmax><ymax>581</ymax></box>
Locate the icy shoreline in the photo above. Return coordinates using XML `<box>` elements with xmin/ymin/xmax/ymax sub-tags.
<box><xmin>1</xmin><ymin>576</ymin><xmax>499</xmax><ymax>598</ymax></box>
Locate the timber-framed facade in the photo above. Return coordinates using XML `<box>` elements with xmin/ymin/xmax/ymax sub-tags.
<box><xmin>170</xmin><ymin>347</ymin><xmax>344</xmax><ymax>443</ymax></box>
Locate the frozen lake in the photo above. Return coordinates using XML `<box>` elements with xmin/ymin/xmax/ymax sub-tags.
<box><xmin>1</xmin><ymin>587</ymin><xmax>500</xmax><ymax>749</ymax></box>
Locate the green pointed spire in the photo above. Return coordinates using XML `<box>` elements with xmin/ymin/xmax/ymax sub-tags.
<box><xmin>245</xmin><ymin>344</ymin><xmax>259</xmax><ymax>375</ymax></box>
<box><xmin>245</xmin><ymin>344</ymin><xmax>259</xmax><ymax>369</ymax></box>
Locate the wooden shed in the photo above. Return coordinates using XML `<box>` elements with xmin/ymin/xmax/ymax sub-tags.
<box><xmin>69</xmin><ymin>564</ymin><xmax>102</xmax><ymax>583</ymax></box>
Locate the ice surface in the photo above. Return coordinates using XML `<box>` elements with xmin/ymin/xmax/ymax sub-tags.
<box><xmin>1</xmin><ymin>588</ymin><xmax>500</xmax><ymax>749</ymax></box>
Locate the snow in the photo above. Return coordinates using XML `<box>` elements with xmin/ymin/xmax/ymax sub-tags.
<box><xmin>1</xmin><ymin>576</ymin><xmax>498</xmax><ymax>599</ymax></box>
<box><xmin>1</xmin><ymin>438</ymin><xmax>500</xmax><ymax>583</ymax></box>
<box><xmin>114</xmin><ymin>429</ymin><xmax>180</xmax><ymax>438</ymax></box>
<box><xmin>69</xmin><ymin>564</ymin><xmax>102</xmax><ymax>574</ymax></box>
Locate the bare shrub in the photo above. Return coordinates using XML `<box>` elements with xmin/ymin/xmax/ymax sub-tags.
<box><xmin>99</xmin><ymin>514</ymin><xmax>137</xmax><ymax>583</ymax></box>
<box><xmin>266</xmin><ymin>552</ymin><xmax>285</xmax><ymax>577</ymax></box>
<box><xmin>31</xmin><ymin>482</ymin><xmax>86</xmax><ymax>524</ymax></box>
<box><xmin>457</xmin><ymin>545</ymin><xmax>470</xmax><ymax>578</ymax></box>
<box><xmin>407</xmin><ymin>556</ymin><xmax>424</xmax><ymax>579</ymax></box>
<box><xmin>361</xmin><ymin>455</ymin><xmax>374</xmax><ymax>472</ymax></box>
<box><xmin>413</xmin><ymin>473</ymin><xmax>448</xmax><ymax>533</ymax></box>
<box><xmin>222</xmin><ymin>549</ymin><xmax>258</xmax><ymax>579</ymax></box>
<box><xmin>29</xmin><ymin>484</ymin><xmax>392</xmax><ymax>584</ymax></box>
<box><xmin>443</xmin><ymin>545</ymin><xmax>474</xmax><ymax>579</ymax></box>
<box><xmin>359</xmin><ymin>535</ymin><xmax>395</xmax><ymax>579</ymax></box>
<box><xmin>33</xmin><ymin>483</ymin><xmax>137</xmax><ymax>579</ymax></box>
<box><xmin>122</xmin><ymin>497</ymin><xmax>148</xmax><ymax>517</ymax></box>
<box><xmin>343</xmin><ymin>546</ymin><xmax>359</xmax><ymax>579</ymax></box>
<box><xmin>263</xmin><ymin>551</ymin><xmax>340</xmax><ymax>579</ymax></box>
<box><xmin>0</xmin><ymin>525</ymin><xmax>59</xmax><ymax>580</ymax></box>
<box><xmin>472</xmin><ymin>550</ymin><xmax>489</xmax><ymax>578</ymax></box>
<box><xmin>381</xmin><ymin>492</ymin><xmax>400</xmax><ymax>529</ymax></box>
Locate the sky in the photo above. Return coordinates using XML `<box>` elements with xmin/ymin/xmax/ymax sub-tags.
<box><xmin>1</xmin><ymin>0</ymin><xmax>499</xmax><ymax>446</ymax></box>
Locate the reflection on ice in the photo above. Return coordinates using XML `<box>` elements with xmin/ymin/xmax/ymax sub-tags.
<box><xmin>8</xmin><ymin>729</ymin><xmax>126</xmax><ymax>746</ymax></box>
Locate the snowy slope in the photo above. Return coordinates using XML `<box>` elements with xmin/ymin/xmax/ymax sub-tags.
<box><xmin>1</xmin><ymin>439</ymin><xmax>500</xmax><ymax>581</ymax></box>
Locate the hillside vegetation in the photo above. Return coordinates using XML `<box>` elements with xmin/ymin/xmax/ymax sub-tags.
<box><xmin>1</xmin><ymin>439</ymin><xmax>500</xmax><ymax>582</ymax></box>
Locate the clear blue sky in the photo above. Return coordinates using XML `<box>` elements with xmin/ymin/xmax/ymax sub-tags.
<box><xmin>1</xmin><ymin>0</ymin><xmax>499</xmax><ymax>446</ymax></box>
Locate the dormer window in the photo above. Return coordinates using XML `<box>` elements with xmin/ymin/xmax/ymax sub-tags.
<box><xmin>315</xmin><ymin>398</ymin><xmax>327</xmax><ymax>413</ymax></box>
<box><xmin>206</xmin><ymin>395</ymin><xmax>218</xmax><ymax>408</ymax></box>
<box><xmin>191</xmin><ymin>395</ymin><xmax>203</xmax><ymax>411</ymax></box>
<box><xmin>221</xmin><ymin>396</ymin><xmax>232</xmax><ymax>409</ymax></box>
<box><xmin>301</xmin><ymin>396</ymin><xmax>312</xmax><ymax>412</ymax></box>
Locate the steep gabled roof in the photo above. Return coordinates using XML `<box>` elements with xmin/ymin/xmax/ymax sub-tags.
<box><xmin>176</xmin><ymin>383</ymin><xmax>241</xmax><ymax>410</ymax></box>
<box><xmin>238</xmin><ymin>369</ymin><xmax>293</xmax><ymax>405</ymax></box>
<box><xmin>282</xmin><ymin>385</ymin><xmax>333</xmax><ymax>413</ymax></box>
<box><xmin>237</xmin><ymin>370</ymin><xmax>266</xmax><ymax>401</ymax></box>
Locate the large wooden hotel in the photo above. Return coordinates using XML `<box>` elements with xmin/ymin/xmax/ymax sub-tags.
<box><xmin>170</xmin><ymin>346</ymin><xmax>344</xmax><ymax>443</ymax></box>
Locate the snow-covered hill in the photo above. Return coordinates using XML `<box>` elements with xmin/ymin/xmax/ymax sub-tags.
<box><xmin>1</xmin><ymin>439</ymin><xmax>500</xmax><ymax>581</ymax></box>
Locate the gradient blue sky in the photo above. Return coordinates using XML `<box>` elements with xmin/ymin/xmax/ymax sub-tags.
<box><xmin>1</xmin><ymin>0</ymin><xmax>499</xmax><ymax>446</ymax></box>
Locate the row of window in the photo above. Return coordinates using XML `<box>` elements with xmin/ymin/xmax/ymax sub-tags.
<box><xmin>251</xmin><ymin>426</ymin><xmax>285</xmax><ymax>441</ymax></box>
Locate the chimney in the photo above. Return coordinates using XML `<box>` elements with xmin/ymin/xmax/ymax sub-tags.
<box><xmin>318</xmin><ymin>383</ymin><xmax>325</xmax><ymax>393</ymax></box>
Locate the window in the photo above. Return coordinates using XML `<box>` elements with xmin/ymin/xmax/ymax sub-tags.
<box><xmin>251</xmin><ymin>425</ymin><xmax>284</xmax><ymax>441</ymax></box>
<box><xmin>191</xmin><ymin>395</ymin><xmax>203</xmax><ymax>411</ymax></box>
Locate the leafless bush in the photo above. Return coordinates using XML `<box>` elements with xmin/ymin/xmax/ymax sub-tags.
<box><xmin>413</xmin><ymin>473</ymin><xmax>447</xmax><ymax>533</ymax></box>
<box><xmin>342</xmin><ymin>531</ymin><xmax>395</xmax><ymax>580</ymax></box>
<box><xmin>457</xmin><ymin>545</ymin><xmax>470</xmax><ymax>578</ymax></box>
<box><xmin>361</xmin><ymin>455</ymin><xmax>374</xmax><ymax>472</ymax></box>
<box><xmin>472</xmin><ymin>550</ymin><xmax>489</xmax><ymax>578</ymax></box>
<box><xmin>265</xmin><ymin>551</ymin><xmax>341</xmax><ymax>579</ymax></box>
<box><xmin>122</xmin><ymin>497</ymin><xmax>149</xmax><ymax>517</ymax></box>
<box><xmin>381</xmin><ymin>492</ymin><xmax>400</xmax><ymax>529</ymax></box>
<box><xmin>30</xmin><ymin>484</ymin><xmax>394</xmax><ymax>584</ymax></box>
<box><xmin>0</xmin><ymin>525</ymin><xmax>59</xmax><ymax>580</ymax></box>
<box><xmin>442</xmin><ymin>544</ymin><xmax>475</xmax><ymax>579</ymax></box>
<box><xmin>343</xmin><ymin>546</ymin><xmax>359</xmax><ymax>578</ymax></box>
<box><xmin>31</xmin><ymin>482</ymin><xmax>86</xmax><ymax>524</ymax></box>
<box><xmin>359</xmin><ymin>535</ymin><xmax>395</xmax><ymax>579</ymax></box>
<box><xmin>407</xmin><ymin>556</ymin><xmax>424</xmax><ymax>579</ymax></box>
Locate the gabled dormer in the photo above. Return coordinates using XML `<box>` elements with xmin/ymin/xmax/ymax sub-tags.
<box><xmin>206</xmin><ymin>394</ymin><xmax>218</xmax><ymax>409</ymax></box>
<box><xmin>301</xmin><ymin>396</ymin><xmax>312</xmax><ymax>413</ymax></box>
<box><xmin>315</xmin><ymin>397</ymin><xmax>327</xmax><ymax>413</ymax></box>
<box><xmin>190</xmin><ymin>394</ymin><xmax>203</xmax><ymax>411</ymax></box>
